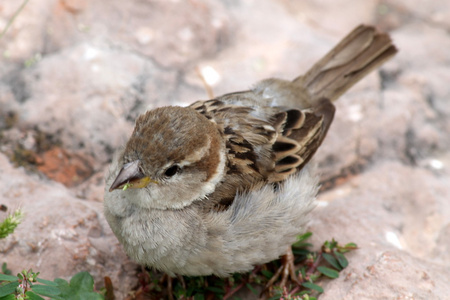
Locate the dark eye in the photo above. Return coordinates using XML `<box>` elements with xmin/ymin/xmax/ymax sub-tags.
<box><xmin>164</xmin><ymin>165</ymin><xmax>180</xmax><ymax>177</ymax></box>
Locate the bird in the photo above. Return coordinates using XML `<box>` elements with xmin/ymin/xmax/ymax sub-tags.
<box><xmin>104</xmin><ymin>25</ymin><xmax>397</xmax><ymax>281</ymax></box>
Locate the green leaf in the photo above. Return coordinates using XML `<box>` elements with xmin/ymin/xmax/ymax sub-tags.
<box><xmin>337</xmin><ymin>242</ymin><xmax>358</xmax><ymax>253</ymax></box>
<box><xmin>317</xmin><ymin>266</ymin><xmax>339</xmax><ymax>279</ymax></box>
<box><xmin>297</xmin><ymin>232</ymin><xmax>313</xmax><ymax>242</ymax></box>
<box><xmin>344</xmin><ymin>242</ymin><xmax>358</xmax><ymax>249</ymax></box>
<box><xmin>309</xmin><ymin>273</ymin><xmax>320</xmax><ymax>282</ymax></box>
<box><xmin>185</xmin><ymin>286</ymin><xmax>195</xmax><ymax>297</ymax></box>
<box><xmin>69</xmin><ymin>271</ymin><xmax>94</xmax><ymax>292</ymax></box>
<box><xmin>292</xmin><ymin>232</ymin><xmax>313</xmax><ymax>248</ymax></box>
<box><xmin>52</xmin><ymin>273</ymin><xmax>102</xmax><ymax>300</ymax></box>
<box><xmin>25</xmin><ymin>291</ymin><xmax>46</xmax><ymax>300</ymax></box>
<box><xmin>36</xmin><ymin>278</ymin><xmax>59</xmax><ymax>287</ymax></box>
<box><xmin>299</xmin><ymin>267</ymin><xmax>306</xmax><ymax>279</ymax></box>
<box><xmin>70</xmin><ymin>292</ymin><xmax>103</xmax><ymax>300</ymax></box>
<box><xmin>0</xmin><ymin>294</ymin><xmax>15</xmax><ymax>300</ymax></box>
<box><xmin>0</xmin><ymin>274</ymin><xmax>18</xmax><ymax>282</ymax></box>
<box><xmin>193</xmin><ymin>294</ymin><xmax>205</xmax><ymax>300</ymax></box>
<box><xmin>1</xmin><ymin>263</ymin><xmax>12</xmax><ymax>275</ymax></box>
<box><xmin>245</xmin><ymin>283</ymin><xmax>258</xmax><ymax>295</ymax></box>
<box><xmin>334</xmin><ymin>251</ymin><xmax>349</xmax><ymax>268</ymax></box>
<box><xmin>53</xmin><ymin>278</ymin><xmax>69</xmax><ymax>285</ymax></box>
<box><xmin>292</xmin><ymin>248</ymin><xmax>310</xmax><ymax>256</ymax></box>
<box><xmin>32</xmin><ymin>284</ymin><xmax>61</xmax><ymax>297</ymax></box>
<box><xmin>260</xmin><ymin>269</ymin><xmax>273</xmax><ymax>279</ymax></box>
<box><xmin>322</xmin><ymin>253</ymin><xmax>342</xmax><ymax>270</ymax></box>
<box><xmin>302</xmin><ymin>282</ymin><xmax>323</xmax><ymax>293</ymax></box>
<box><xmin>298</xmin><ymin>290</ymin><xmax>310</xmax><ymax>296</ymax></box>
<box><xmin>205</xmin><ymin>286</ymin><xmax>224</xmax><ymax>294</ymax></box>
<box><xmin>269</xmin><ymin>293</ymin><xmax>285</xmax><ymax>300</ymax></box>
<box><xmin>53</xmin><ymin>278</ymin><xmax>70</xmax><ymax>297</ymax></box>
<box><xmin>323</xmin><ymin>239</ymin><xmax>339</xmax><ymax>251</ymax></box>
<box><xmin>0</xmin><ymin>281</ymin><xmax>19</xmax><ymax>297</ymax></box>
<box><xmin>293</xmin><ymin>242</ymin><xmax>313</xmax><ymax>249</ymax></box>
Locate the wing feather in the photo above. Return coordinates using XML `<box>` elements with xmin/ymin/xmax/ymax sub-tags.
<box><xmin>189</xmin><ymin>94</ymin><xmax>335</xmax><ymax>210</ymax></box>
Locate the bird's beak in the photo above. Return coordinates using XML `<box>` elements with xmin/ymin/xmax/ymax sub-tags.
<box><xmin>108</xmin><ymin>160</ymin><xmax>158</xmax><ymax>192</ymax></box>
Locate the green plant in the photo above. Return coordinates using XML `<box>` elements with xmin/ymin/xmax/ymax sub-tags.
<box><xmin>0</xmin><ymin>210</ymin><xmax>355</xmax><ymax>300</ymax></box>
<box><xmin>0</xmin><ymin>270</ymin><xmax>104</xmax><ymax>300</ymax></box>
<box><xmin>0</xmin><ymin>209</ymin><xmax>23</xmax><ymax>239</ymax></box>
<box><xmin>131</xmin><ymin>232</ymin><xmax>358</xmax><ymax>300</ymax></box>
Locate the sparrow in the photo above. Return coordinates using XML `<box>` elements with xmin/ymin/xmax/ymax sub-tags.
<box><xmin>104</xmin><ymin>25</ymin><xmax>397</xmax><ymax>279</ymax></box>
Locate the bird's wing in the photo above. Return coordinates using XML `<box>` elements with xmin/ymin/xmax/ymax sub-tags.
<box><xmin>189</xmin><ymin>92</ymin><xmax>334</xmax><ymax>209</ymax></box>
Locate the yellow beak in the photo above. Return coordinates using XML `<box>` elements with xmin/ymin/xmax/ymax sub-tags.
<box><xmin>109</xmin><ymin>160</ymin><xmax>158</xmax><ymax>192</ymax></box>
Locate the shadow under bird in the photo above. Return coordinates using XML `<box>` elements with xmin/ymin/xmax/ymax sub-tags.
<box><xmin>104</xmin><ymin>25</ymin><xmax>397</xmax><ymax>284</ymax></box>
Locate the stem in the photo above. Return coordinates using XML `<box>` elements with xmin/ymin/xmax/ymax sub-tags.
<box><xmin>306</xmin><ymin>252</ymin><xmax>322</xmax><ymax>277</ymax></box>
<box><xmin>0</xmin><ymin>0</ymin><xmax>30</xmax><ymax>40</ymax></box>
<box><xmin>223</xmin><ymin>282</ymin><xmax>245</xmax><ymax>300</ymax></box>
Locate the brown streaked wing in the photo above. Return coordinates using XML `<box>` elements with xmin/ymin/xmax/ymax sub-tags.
<box><xmin>188</xmin><ymin>96</ymin><xmax>335</xmax><ymax>211</ymax></box>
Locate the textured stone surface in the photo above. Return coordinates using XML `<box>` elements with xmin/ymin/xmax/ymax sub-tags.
<box><xmin>312</xmin><ymin>162</ymin><xmax>450</xmax><ymax>299</ymax></box>
<box><xmin>0</xmin><ymin>153</ymin><xmax>136</xmax><ymax>298</ymax></box>
<box><xmin>1</xmin><ymin>0</ymin><xmax>449</xmax><ymax>298</ymax></box>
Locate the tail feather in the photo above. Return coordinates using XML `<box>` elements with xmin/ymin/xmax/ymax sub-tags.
<box><xmin>294</xmin><ymin>25</ymin><xmax>398</xmax><ymax>103</ymax></box>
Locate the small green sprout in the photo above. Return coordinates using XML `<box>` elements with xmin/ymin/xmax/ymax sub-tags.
<box><xmin>122</xmin><ymin>182</ymin><xmax>133</xmax><ymax>191</ymax></box>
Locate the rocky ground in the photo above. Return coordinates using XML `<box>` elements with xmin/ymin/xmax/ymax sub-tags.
<box><xmin>1</xmin><ymin>0</ymin><xmax>449</xmax><ymax>299</ymax></box>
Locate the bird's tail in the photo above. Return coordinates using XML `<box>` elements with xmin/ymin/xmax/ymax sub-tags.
<box><xmin>294</xmin><ymin>25</ymin><xmax>398</xmax><ymax>104</ymax></box>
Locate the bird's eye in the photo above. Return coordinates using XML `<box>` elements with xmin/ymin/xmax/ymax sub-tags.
<box><xmin>164</xmin><ymin>165</ymin><xmax>180</xmax><ymax>177</ymax></box>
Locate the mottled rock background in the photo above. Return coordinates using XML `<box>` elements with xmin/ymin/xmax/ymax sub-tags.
<box><xmin>1</xmin><ymin>0</ymin><xmax>449</xmax><ymax>299</ymax></box>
